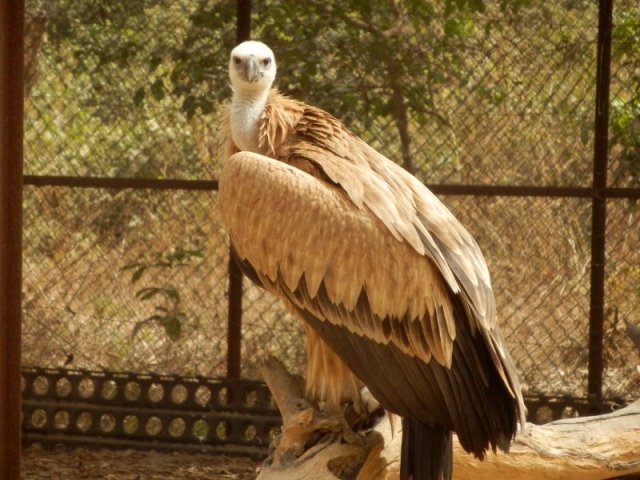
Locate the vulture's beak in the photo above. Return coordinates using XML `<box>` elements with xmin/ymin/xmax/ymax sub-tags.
<box><xmin>243</xmin><ymin>55</ymin><xmax>260</xmax><ymax>83</ymax></box>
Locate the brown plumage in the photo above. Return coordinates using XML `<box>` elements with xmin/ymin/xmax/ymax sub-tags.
<box><xmin>218</xmin><ymin>41</ymin><xmax>526</xmax><ymax>480</ymax></box>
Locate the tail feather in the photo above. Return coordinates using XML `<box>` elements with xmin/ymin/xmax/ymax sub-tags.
<box><xmin>400</xmin><ymin>419</ymin><xmax>452</xmax><ymax>480</ymax></box>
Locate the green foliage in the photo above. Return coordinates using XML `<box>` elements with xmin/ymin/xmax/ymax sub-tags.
<box><xmin>610</xmin><ymin>96</ymin><xmax>640</xmax><ymax>186</ymax></box>
<box><xmin>25</xmin><ymin>0</ymin><xmax>220</xmax><ymax>179</ymax></box>
<box><xmin>168</xmin><ymin>1</ymin><xmax>237</xmax><ymax>119</ymax></box>
<box><xmin>611</xmin><ymin>9</ymin><xmax>640</xmax><ymax>186</ymax></box>
<box><xmin>28</xmin><ymin>0</ymin><xmax>516</xmax><ymax>175</ymax></box>
<box><xmin>38</xmin><ymin>0</ymin><xmax>237</xmax><ymax>120</ymax></box>
<box><xmin>122</xmin><ymin>246</ymin><xmax>204</xmax><ymax>341</ymax></box>
<box><xmin>244</xmin><ymin>0</ymin><xmax>503</xmax><ymax>172</ymax></box>
<box><xmin>27</xmin><ymin>0</ymin><xmax>618</xmax><ymax>180</ymax></box>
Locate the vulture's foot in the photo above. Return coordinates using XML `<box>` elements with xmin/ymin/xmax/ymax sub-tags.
<box><xmin>344</xmin><ymin>386</ymin><xmax>386</xmax><ymax>433</ymax></box>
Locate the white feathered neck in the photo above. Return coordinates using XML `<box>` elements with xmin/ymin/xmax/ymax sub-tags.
<box><xmin>230</xmin><ymin>87</ymin><xmax>270</xmax><ymax>154</ymax></box>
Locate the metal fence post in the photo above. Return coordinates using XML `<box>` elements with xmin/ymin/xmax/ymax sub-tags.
<box><xmin>587</xmin><ymin>0</ymin><xmax>613</xmax><ymax>406</ymax></box>
<box><xmin>226</xmin><ymin>0</ymin><xmax>252</xmax><ymax>380</ymax></box>
<box><xmin>0</xmin><ymin>0</ymin><xmax>24</xmax><ymax>476</ymax></box>
<box><xmin>227</xmin><ymin>254</ymin><xmax>243</xmax><ymax>379</ymax></box>
<box><xmin>236</xmin><ymin>0</ymin><xmax>252</xmax><ymax>45</ymax></box>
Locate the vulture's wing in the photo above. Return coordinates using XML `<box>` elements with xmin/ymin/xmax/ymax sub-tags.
<box><xmin>219</xmin><ymin>140</ymin><xmax>524</xmax><ymax>456</ymax></box>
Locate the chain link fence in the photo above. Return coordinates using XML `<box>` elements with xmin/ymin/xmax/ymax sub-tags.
<box><xmin>22</xmin><ymin>0</ymin><xmax>640</xmax><ymax>402</ymax></box>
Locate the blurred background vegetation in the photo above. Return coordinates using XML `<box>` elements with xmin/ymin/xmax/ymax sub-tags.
<box><xmin>22</xmin><ymin>0</ymin><xmax>640</xmax><ymax>401</ymax></box>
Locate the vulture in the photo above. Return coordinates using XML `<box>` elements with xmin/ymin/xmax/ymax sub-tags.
<box><xmin>218</xmin><ymin>41</ymin><xmax>526</xmax><ymax>480</ymax></box>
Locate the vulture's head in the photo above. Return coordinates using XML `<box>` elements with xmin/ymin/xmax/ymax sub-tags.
<box><xmin>229</xmin><ymin>41</ymin><xmax>276</xmax><ymax>94</ymax></box>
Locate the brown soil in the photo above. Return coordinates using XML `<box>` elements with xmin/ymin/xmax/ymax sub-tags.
<box><xmin>21</xmin><ymin>446</ymin><xmax>260</xmax><ymax>480</ymax></box>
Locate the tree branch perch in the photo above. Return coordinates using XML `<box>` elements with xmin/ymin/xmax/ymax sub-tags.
<box><xmin>258</xmin><ymin>356</ymin><xmax>640</xmax><ymax>480</ymax></box>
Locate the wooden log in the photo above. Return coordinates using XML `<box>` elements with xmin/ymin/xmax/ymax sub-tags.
<box><xmin>257</xmin><ymin>356</ymin><xmax>640</xmax><ymax>480</ymax></box>
<box><xmin>257</xmin><ymin>356</ymin><xmax>366</xmax><ymax>479</ymax></box>
<box><xmin>373</xmin><ymin>399</ymin><xmax>640</xmax><ymax>480</ymax></box>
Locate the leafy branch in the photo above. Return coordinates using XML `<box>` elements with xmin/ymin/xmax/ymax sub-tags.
<box><xmin>122</xmin><ymin>246</ymin><xmax>204</xmax><ymax>341</ymax></box>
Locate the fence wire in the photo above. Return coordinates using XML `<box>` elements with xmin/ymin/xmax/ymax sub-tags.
<box><xmin>22</xmin><ymin>0</ymin><xmax>640</xmax><ymax>402</ymax></box>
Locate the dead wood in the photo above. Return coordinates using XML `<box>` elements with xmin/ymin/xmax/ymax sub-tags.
<box><xmin>257</xmin><ymin>355</ymin><xmax>640</xmax><ymax>480</ymax></box>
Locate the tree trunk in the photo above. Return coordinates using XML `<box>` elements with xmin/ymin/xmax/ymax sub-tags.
<box><xmin>257</xmin><ymin>356</ymin><xmax>640</xmax><ymax>480</ymax></box>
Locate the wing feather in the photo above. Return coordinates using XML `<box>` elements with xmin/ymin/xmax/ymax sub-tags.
<box><xmin>219</xmin><ymin>151</ymin><xmax>455</xmax><ymax>365</ymax></box>
<box><xmin>275</xmin><ymin>106</ymin><xmax>520</xmax><ymax>389</ymax></box>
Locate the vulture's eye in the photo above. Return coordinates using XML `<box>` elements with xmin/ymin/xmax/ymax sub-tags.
<box><xmin>262</xmin><ymin>57</ymin><xmax>271</xmax><ymax>67</ymax></box>
<box><xmin>233</xmin><ymin>56</ymin><xmax>241</xmax><ymax>65</ymax></box>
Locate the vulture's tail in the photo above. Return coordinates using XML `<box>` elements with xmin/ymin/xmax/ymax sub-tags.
<box><xmin>400</xmin><ymin>419</ymin><xmax>452</xmax><ymax>480</ymax></box>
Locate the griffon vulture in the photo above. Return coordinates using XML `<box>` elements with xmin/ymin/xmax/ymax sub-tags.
<box><xmin>218</xmin><ymin>40</ymin><xmax>526</xmax><ymax>480</ymax></box>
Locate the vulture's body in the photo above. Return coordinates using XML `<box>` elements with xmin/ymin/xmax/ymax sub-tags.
<box><xmin>219</xmin><ymin>41</ymin><xmax>526</xmax><ymax>480</ymax></box>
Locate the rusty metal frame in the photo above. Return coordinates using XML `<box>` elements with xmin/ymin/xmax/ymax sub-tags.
<box><xmin>22</xmin><ymin>175</ymin><xmax>640</xmax><ymax>199</ymax></box>
<box><xmin>0</xmin><ymin>0</ymin><xmax>25</xmax><ymax>477</ymax></box>
<box><xmin>524</xmin><ymin>394</ymin><xmax>623</xmax><ymax>424</ymax></box>
<box><xmin>22</xmin><ymin>367</ymin><xmax>281</xmax><ymax>459</ymax></box>
<box><xmin>587</xmin><ymin>0</ymin><xmax>614</xmax><ymax>405</ymax></box>
<box><xmin>20</xmin><ymin>367</ymin><xmax>624</xmax><ymax>457</ymax></box>
<box><xmin>225</xmin><ymin>0</ymin><xmax>253</xmax><ymax>381</ymax></box>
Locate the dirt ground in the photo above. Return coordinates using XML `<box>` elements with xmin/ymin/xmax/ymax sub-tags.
<box><xmin>21</xmin><ymin>446</ymin><xmax>261</xmax><ymax>480</ymax></box>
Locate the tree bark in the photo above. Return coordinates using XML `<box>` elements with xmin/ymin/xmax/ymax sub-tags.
<box><xmin>257</xmin><ymin>356</ymin><xmax>640</xmax><ymax>480</ymax></box>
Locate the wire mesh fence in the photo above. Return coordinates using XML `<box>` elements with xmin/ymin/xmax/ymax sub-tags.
<box><xmin>22</xmin><ymin>0</ymin><xmax>640</xmax><ymax>405</ymax></box>
<box><xmin>22</xmin><ymin>187</ymin><xmax>231</xmax><ymax>376</ymax></box>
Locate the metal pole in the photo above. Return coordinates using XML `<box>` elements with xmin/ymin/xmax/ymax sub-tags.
<box><xmin>226</xmin><ymin>255</ymin><xmax>243</xmax><ymax>380</ymax></box>
<box><xmin>236</xmin><ymin>0</ymin><xmax>252</xmax><ymax>44</ymax></box>
<box><xmin>587</xmin><ymin>0</ymin><xmax>613</xmax><ymax>406</ymax></box>
<box><xmin>226</xmin><ymin>0</ymin><xmax>252</xmax><ymax>380</ymax></box>
<box><xmin>0</xmin><ymin>0</ymin><xmax>25</xmax><ymax>476</ymax></box>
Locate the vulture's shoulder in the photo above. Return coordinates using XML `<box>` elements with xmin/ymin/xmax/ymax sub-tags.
<box><xmin>263</xmin><ymin>90</ymin><xmax>362</xmax><ymax>158</ymax></box>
